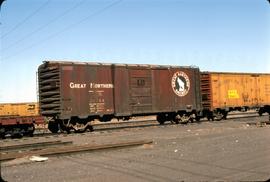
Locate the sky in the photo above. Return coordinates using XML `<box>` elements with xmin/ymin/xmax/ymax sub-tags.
<box><xmin>0</xmin><ymin>0</ymin><xmax>269</xmax><ymax>103</ymax></box>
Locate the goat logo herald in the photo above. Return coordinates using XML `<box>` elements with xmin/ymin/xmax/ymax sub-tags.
<box><xmin>171</xmin><ymin>71</ymin><xmax>190</xmax><ymax>97</ymax></box>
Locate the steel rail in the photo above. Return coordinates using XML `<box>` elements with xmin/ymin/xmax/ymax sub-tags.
<box><xmin>0</xmin><ymin>139</ymin><xmax>153</xmax><ymax>162</ymax></box>
<box><xmin>0</xmin><ymin>140</ymin><xmax>73</xmax><ymax>153</ymax></box>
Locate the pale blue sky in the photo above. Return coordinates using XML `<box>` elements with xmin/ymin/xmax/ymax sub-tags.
<box><xmin>0</xmin><ymin>0</ymin><xmax>270</xmax><ymax>103</ymax></box>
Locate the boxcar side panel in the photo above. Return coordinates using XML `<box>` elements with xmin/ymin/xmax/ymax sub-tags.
<box><xmin>60</xmin><ymin>64</ymin><xmax>114</xmax><ymax>118</ymax></box>
<box><xmin>151</xmin><ymin>68</ymin><xmax>173</xmax><ymax>112</ymax></box>
<box><xmin>168</xmin><ymin>67</ymin><xmax>201</xmax><ymax>112</ymax></box>
<box><xmin>128</xmin><ymin>68</ymin><xmax>153</xmax><ymax>114</ymax></box>
<box><xmin>113</xmin><ymin>66</ymin><xmax>131</xmax><ymax>116</ymax></box>
<box><xmin>114</xmin><ymin>66</ymin><xmax>202</xmax><ymax>116</ymax></box>
<box><xmin>210</xmin><ymin>73</ymin><xmax>270</xmax><ymax>109</ymax></box>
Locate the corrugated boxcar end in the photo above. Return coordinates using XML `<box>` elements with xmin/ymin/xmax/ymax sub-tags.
<box><xmin>195</xmin><ymin>68</ymin><xmax>203</xmax><ymax>111</ymax></box>
<box><xmin>38</xmin><ymin>62</ymin><xmax>61</xmax><ymax>117</ymax></box>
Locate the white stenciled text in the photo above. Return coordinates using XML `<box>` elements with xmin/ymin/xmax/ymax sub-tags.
<box><xmin>69</xmin><ymin>82</ymin><xmax>86</xmax><ymax>89</ymax></box>
<box><xmin>90</xmin><ymin>83</ymin><xmax>114</xmax><ymax>89</ymax></box>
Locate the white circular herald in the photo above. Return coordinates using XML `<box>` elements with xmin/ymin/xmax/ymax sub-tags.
<box><xmin>171</xmin><ymin>71</ymin><xmax>190</xmax><ymax>97</ymax></box>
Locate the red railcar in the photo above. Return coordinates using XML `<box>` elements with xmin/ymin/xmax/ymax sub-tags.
<box><xmin>38</xmin><ymin>61</ymin><xmax>202</xmax><ymax>133</ymax></box>
<box><xmin>0</xmin><ymin>116</ymin><xmax>44</xmax><ymax>138</ymax></box>
<box><xmin>0</xmin><ymin>102</ymin><xmax>45</xmax><ymax>138</ymax></box>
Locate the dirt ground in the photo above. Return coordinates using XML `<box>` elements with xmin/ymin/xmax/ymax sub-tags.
<box><xmin>1</xmin><ymin>116</ymin><xmax>270</xmax><ymax>181</ymax></box>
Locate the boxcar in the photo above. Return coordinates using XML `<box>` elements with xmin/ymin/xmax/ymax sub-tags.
<box><xmin>201</xmin><ymin>72</ymin><xmax>270</xmax><ymax>120</ymax></box>
<box><xmin>0</xmin><ymin>102</ymin><xmax>39</xmax><ymax>117</ymax></box>
<box><xmin>38</xmin><ymin>61</ymin><xmax>202</xmax><ymax>133</ymax></box>
<box><xmin>0</xmin><ymin>102</ymin><xmax>44</xmax><ymax>138</ymax></box>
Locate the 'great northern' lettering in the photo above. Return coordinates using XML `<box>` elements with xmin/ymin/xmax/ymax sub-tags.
<box><xmin>70</xmin><ymin>82</ymin><xmax>86</xmax><ymax>89</ymax></box>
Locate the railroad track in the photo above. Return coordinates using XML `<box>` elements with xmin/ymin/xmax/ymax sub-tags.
<box><xmin>0</xmin><ymin>139</ymin><xmax>153</xmax><ymax>162</ymax></box>
<box><xmin>0</xmin><ymin>140</ymin><xmax>73</xmax><ymax>153</ymax></box>
<box><xmin>2</xmin><ymin>112</ymin><xmax>269</xmax><ymax>140</ymax></box>
<box><xmin>33</xmin><ymin>113</ymin><xmax>269</xmax><ymax>137</ymax></box>
<box><xmin>1</xmin><ymin>113</ymin><xmax>268</xmax><ymax>162</ymax></box>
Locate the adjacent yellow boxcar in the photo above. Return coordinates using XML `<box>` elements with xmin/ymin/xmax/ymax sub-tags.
<box><xmin>0</xmin><ymin>102</ymin><xmax>39</xmax><ymax>117</ymax></box>
<box><xmin>201</xmin><ymin>72</ymin><xmax>270</xmax><ymax>120</ymax></box>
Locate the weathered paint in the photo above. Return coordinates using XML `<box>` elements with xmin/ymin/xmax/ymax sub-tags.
<box><xmin>201</xmin><ymin>72</ymin><xmax>270</xmax><ymax>110</ymax></box>
<box><xmin>38</xmin><ymin>61</ymin><xmax>202</xmax><ymax>120</ymax></box>
<box><xmin>0</xmin><ymin>102</ymin><xmax>39</xmax><ymax>117</ymax></box>
<box><xmin>0</xmin><ymin>116</ymin><xmax>44</xmax><ymax>125</ymax></box>
<box><xmin>60</xmin><ymin>64</ymin><xmax>114</xmax><ymax>118</ymax></box>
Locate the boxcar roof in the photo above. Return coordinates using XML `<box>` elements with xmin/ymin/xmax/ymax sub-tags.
<box><xmin>43</xmin><ymin>60</ymin><xmax>198</xmax><ymax>69</ymax></box>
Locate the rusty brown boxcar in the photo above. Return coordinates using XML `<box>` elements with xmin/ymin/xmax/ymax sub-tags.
<box><xmin>201</xmin><ymin>72</ymin><xmax>270</xmax><ymax>120</ymax></box>
<box><xmin>38</xmin><ymin>61</ymin><xmax>202</xmax><ymax>133</ymax></box>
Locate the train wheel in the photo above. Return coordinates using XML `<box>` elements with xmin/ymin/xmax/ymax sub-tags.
<box><xmin>27</xmin><ymin>124</ymin><xmax>35</xmax><ymax>137</ymax></box>
<box><xmin>0</xmin><ymin>127</ymin><xmax>5</xmax><ymax>139</ymax></box>
<box><xmin>157</xmin><ymin>114</ymin><xmax>166</xmax><ymax>125</ymax></box>
<box><xmin>173</xmin><ymin>114</ymin><xmax>180</xmax><ymax>124</ymax></box>
<box><xmin>123</xmin><ymin>116</ymin><xmax>130</xmax><ymax>121</ymax></box>
<box><xmin>86</xmin><ymin>125</ymin><xmax>94</xmax><ymax>132</ymax></box>
<box><xmin>0</xmin><ymin>134</ymin><xmax>5</xmax><ymax>139</ymax></box>
<box><xmin>0</xmin><ymin>132</ymin><xmax>5</xmax><ymax>139</ymax></box>
<box><xmin>48</xmin><ymin>122</ymin><xmax>59</xmax><ymax>133</ymax></box>
<box><xmin>258</xmin><ymin>108</ymin><xmax>264</xmax><ymax>116</ymax></box>
<box><xmin>59</xmin><ymin>121</ymin><xmax>71</xmax><ymax>134</ymax></box>
<box><xmin>214</xmin><ymin>111</ymin><xmax>223</xmax><ymax>121</ymax></box>
<box><xmin>195</xmin><ymin>115</ymin><xmax>201</xmax><ymax>122</ymax></box>
<box><xmin>222</xmin><ymin>112</ymin><xmax>228</xmax><ymax>120</ymax></box>
<box><xmin>206</xmin><ymin>112</ymin><xmax>214</xmax><ymax>121</ymax></box>
<box><xmin>11</xmin><ymin>128</ymin><xmax>23</xmax><ymax>138</ymax></box>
